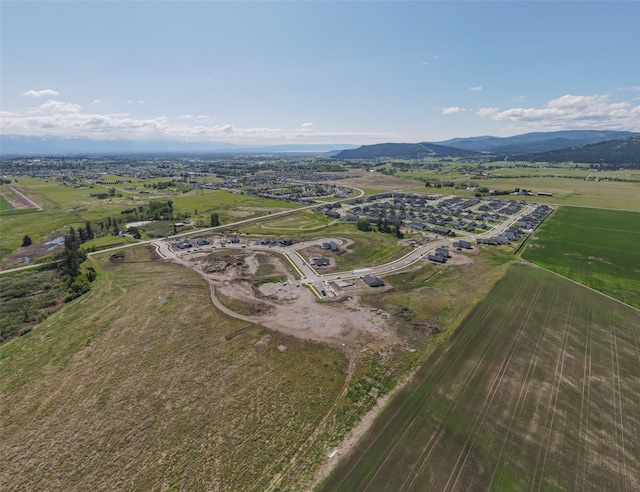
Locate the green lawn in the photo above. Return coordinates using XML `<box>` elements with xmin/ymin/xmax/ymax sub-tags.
<box><xmin>321</xmin><ymin>263</ymin><xmax>640</xmax><ymax>491</ymax></box>
<box><xmin>523</xmin><ymin>206</ymin><xmax>640</xmax><ymax>308</ymax></box>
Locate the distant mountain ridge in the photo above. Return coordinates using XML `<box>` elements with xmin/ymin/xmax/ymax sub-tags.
<box><xmin>433</xmin><ymin>130</ymin><xmax>638</xmax><ymax>153</ymax></box>
<box><xmin>507</xmin><ymin>135</ymin><xmax>640</xmax><ymax>168</ymax></box>
<box><xmin>0</xmin><ymin>135</ymin><xmax>357</xmax><ymax>155</ymax></box>
<box><xmin>331</xmin><ymin>142</ymin><xmax>475</xmax><ymax>160</ymax></box>
<box><xmin>2</xmin><ymin>131</ymin><xmax>638</xmax><ymax>163</ymax></box>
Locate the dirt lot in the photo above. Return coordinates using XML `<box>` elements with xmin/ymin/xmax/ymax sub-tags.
<box><xmin>164</xmin><ymin>247</ymin><xmax>400</xmax><ymax>351</ymax></box>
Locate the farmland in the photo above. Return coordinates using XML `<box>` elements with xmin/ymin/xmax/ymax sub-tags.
<box><xmin>320</xmin><ymin>263</ymin><xmax>640</xmax><ymax>491</ymax></box>
<box><xmin>523</xmin><ymin>206</ymin><xmax>640</xmax><ymax>308</ymax></box>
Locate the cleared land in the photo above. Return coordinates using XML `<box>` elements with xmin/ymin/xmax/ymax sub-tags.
<box><xmin>523</xmin><ymin>206</ymin><xmax>640</xmax><ymax>308</ymax></box>
<box><xmin>320</xmin><ymin>263</ymin><xmax>640</xmax><ymax>491</ymax></box>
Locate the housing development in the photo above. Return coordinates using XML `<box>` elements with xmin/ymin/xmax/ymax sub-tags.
<box><xmin>2</xmin><ymin>143</ymin><xmax>639</xmax><ymax>491</ymax></box>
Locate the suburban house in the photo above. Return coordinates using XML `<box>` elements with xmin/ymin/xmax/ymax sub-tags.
<box><xmin>362</xmin><ymin>275</ymin><xmax>385</xmax><ymax>287</ymax></box>
<box><xmin>435</xmin><ymin>247</ymin><xmax>450</xmax><ymax>258</ymax></box>
<box><xmin>427</xmin><ymin>254</ymin><xmax>447</xmax><ymax>264</ymax></box>
<box><xmin>311</xmin><ymin>258</ymin><xmax>330</xmax><ymax>267</ymax></box>
<box><xmin>453</xmin><ymin>240</ymin><xmax>472</xmax><ymax>249</ymax></box>
<box><xmin>321</xmin><ymin>241</ymin><xmax>339</xmax><ymax>251</ymax></box>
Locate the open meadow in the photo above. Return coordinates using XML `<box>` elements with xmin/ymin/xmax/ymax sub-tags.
<box><xmin>320</xmin><ymin>263</ymin><xmax>640</xmax><ymax>491</ymax></box>
<box><xmin>0</xmin><ymin>177</ymin><xmax>301</xmax><ymax>263</ymax></box>
<box><xmin>523</xmin><ymin>206</ymin><xmax>640</xmax><ymax>308</ymax></box>
<box><xmin>0</xmin><ymin>246</ymin><xmax>351</xmax><ymax>491</ymax></box>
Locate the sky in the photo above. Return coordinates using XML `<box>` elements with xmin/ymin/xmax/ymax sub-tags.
<box><xmin>1</xmin><ymin>1</ymin><xmax>639</xmax><ymax>146</ymax></box>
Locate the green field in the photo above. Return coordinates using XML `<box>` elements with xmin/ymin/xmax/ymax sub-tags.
<box><xmin>0</xmin><ymin>193</ymin><xmax>13</xmax><ymax>212</ymax></box>
<box><xmin>523</xmin><ymin>206</ymin><xmax>640</xmax><ymax>308</ymax></box>
<box><xmin>320</xmin><ymin>263</ymin><xmax>640</xmax><ymax>491</ymax></box>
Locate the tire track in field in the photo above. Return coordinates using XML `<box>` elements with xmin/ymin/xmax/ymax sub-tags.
<box><xmin>487</xmin><ymin>287</ymin><xmax>558</xmax><ymax>490</ymax></box>
<box><xmin>397</xmin><ymin>281</ymin><xmax>532</xmax><ymax>492</ymax></box>
<box><xmin>533</xmin><ymin>294</ymin><xmax>574</xmax><ymax>491</ymax></box>
<box><xmin>331</xmin><ymin>279</ymin><xmax>525</xmax><ymax>492</ymax></box>
<box><xmin>445</xmin><ymin>283</ymin><xmax>544</xmax><ymax>492</ymax></box>
<box><xmin>574</xmin><ymin>307</ymin><xmax>592</xmax><ymax>491</ymax></box>
<box><xmin>361</xmin><ymin>295</ymin><xmax>511</xmax><ymax>492</ymax></box>
<box><xmin>610</xmin><ymin>313</ymin><xmax>628</xmax><ymax>491</ymax></box>
<box><xmin>263</xmin><ymin>357</ymin><xmax>356</xmax><ymax>491</ymax></box>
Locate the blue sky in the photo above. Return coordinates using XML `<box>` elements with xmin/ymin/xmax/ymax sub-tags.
<box><xmin>2</xmin><ymin>1</ymin><xmax>639</xmax><ymax>145</ymax></box>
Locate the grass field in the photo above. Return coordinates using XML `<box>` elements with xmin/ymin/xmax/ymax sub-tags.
<box><xmin>0</xmin><ymin>193</ymin><xmax>13</xmax><ymax>212</ymax></box>
<box><xmin>523</xmin><ymin>206</ymin><xmax>640</xmax><ymax>308</ymax></box>
<box><xmin>400</xmin><ymin>169</ymin><xmax>640</xmax><ymax>211</ymax></box>
<box><xmin>0</xmin><ymin>178</ymin><xmax>301</xmax><ymax>261</ymax></box>
<box><xmin>0</xmin><ymin>246</ymin><xmax>350</xmax><ymax>491</ymax></box>
<box><xmin>320</xmin><ymin>263</ymin><xmax>640</xmax><ymax>491</ymax></box>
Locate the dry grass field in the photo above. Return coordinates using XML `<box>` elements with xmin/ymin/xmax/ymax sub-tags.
<box><xmin>1</xmin><ymin>246</ymin><xmax>350</xmax><ymax>491</ymax></box>
<box><xmin>320</xmin><ymin>263</ymin><xmax>640</xmax><ymax>491</ymax></box>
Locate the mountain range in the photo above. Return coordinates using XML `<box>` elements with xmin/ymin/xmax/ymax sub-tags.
<box><xmin>331</xmin><ymin>130</ymin><xmax>638</xmax><ymax>160</ymax></box>
<box><xmin>1</xmin><ymin>131</ymin><xmax>639</xmax><ymax>167</ymax></box>
<box><xmin>0</xmin><ymin>135</ymin><xmax>356</xmax><ymax>155</ymax></box>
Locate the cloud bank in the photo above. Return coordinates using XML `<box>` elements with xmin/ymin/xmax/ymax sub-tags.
<box><xmin>1</xmin><ymin>96</ymin><xmax>389</xmax><ymax>145</ymax></box>
<box><xmin>477</xmin><ymin>94</ymin><xmax>640</xmax><ymax>131</ymax></box>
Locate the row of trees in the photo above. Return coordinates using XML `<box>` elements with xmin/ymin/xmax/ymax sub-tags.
<box><xmin>356</xmin><ymin>217</ymin><xmax>403</xmax><ymax>238</ymax></box>
<box><xmin>55</xmin><ymin>227</ymin><xmax>96</xmax><ymax>301</ymax></box>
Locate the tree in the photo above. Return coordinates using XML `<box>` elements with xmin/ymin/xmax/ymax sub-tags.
<box><xmin>58</xmin><ymin>227</ymin><xmax>83</xmax><ymax>280</ymax></box>
<box><xmin>356</xmin><ymin>218</ymin><xmax>371</xmax><ymax>232</ymax></box>
<box><xmin>21</xmin><ymin>235</ymin><xmax>32</xmax><ymax>247</ymax></box>
<box><xmin>85</xmin><ymin>221</ymin><xmax>93</xmax><ymax>240</ymax></box>
<box><xmin>210</xmin><ymin>213</ymin><xmax>220</xmax><ymax>227</ymax></box>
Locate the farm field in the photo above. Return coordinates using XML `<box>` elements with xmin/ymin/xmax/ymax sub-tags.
<box><xmin>400</xmin><ymin>170</ymin><xmax>640</xmax><ymax>211</ymax></box>
<box><xmin>320</xmin><ymin>263</ymin><xmax>640</xmax><ymax>491</ymax></box>
<box><xmin>523</xmin><ymin>206</ymin><xmax>640</xmax><ymax>308</ymax></box>
<box><xmin>0</xmin><ymin>246</ymin><xmax>349</xmax><ymax>491</ymax></box>
<box><xmin>0</xmin><ymin>193</ymin><xmax>13</xmax><ymax>212</ymax></box>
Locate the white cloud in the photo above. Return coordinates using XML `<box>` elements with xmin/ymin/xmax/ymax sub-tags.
<box><xmin>91</xmin><ymin>99</ymin><xmax>102</xmax><ymax>105</ymax></box>
<box><xmin>1</xmin><ymin>98</ymin><xmax>393</xmax><ymax>145</ymax></box>
<box><xmin>23</xmin><ymin>89</ymin><xmax>60</xmax><ymax>98</ymax></box>
<box><xmin>442</xmin><ymin>106</ymin><xmax>464</xmax><ymax>115</ymax></box>
<box><xmin>38</xmin><ymin>100</ymin><xmax>82</xmax><ymax>113</ymax></box>
<box><xmin>469</xmin><ymin>86</ymin><xmax>483</xmax><ymax>92</ymax></box>
<box><xmin>127</xmin><ymin>100</ymin><xmax>144</xmax><ymax>104</ymax></box>
<box><xmin>477</xmin><ymin>94</ymin><xmax>640</xmax><ymax>131</ymax></box>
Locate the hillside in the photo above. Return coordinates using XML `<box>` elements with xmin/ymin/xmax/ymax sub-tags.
<box><xmin>434</xmin><ymin>130</ymin><xmax>637</xmax><ymax>153</ymax></box>
<box><xmin>507</xmin><ymin>135</ymin><xmax>640</xmax><ymax>168</ymax></box>
<box><xmin>332</xmin><ymin>142</ymin><xmax>475</xmax><ymax>160</ymax></box>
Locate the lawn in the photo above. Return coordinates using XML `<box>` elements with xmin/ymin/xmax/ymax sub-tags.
<box><xmin>523</xmin><ymin>206</ymin><xmax>640</xmax><ymax>308</ymax></box>
<box><xmin>320</xmin><ymin>263</ymin><xmax>640</xmax><ymax>491</ymax></box>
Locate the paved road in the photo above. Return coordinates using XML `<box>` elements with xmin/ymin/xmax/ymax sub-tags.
<box><xmin>0</xmin><ymin>195</ymin><xmax>534</xmax><ymax>287</ymax></box>
<box><xmin>197</xmin><ymin>203</ymin><xmax>538</xmax><ymax>297</ymax></box>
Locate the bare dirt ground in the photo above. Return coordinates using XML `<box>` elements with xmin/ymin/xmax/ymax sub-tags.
<box><xmin>0</xmin><ymin>234</ymin><xmax>65</xmax><ymax>269</ymax></box>
<box><xmin>162</xmin><ymin>246</ymin><xmax>399</xmax><ymax>351</ymax></box>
